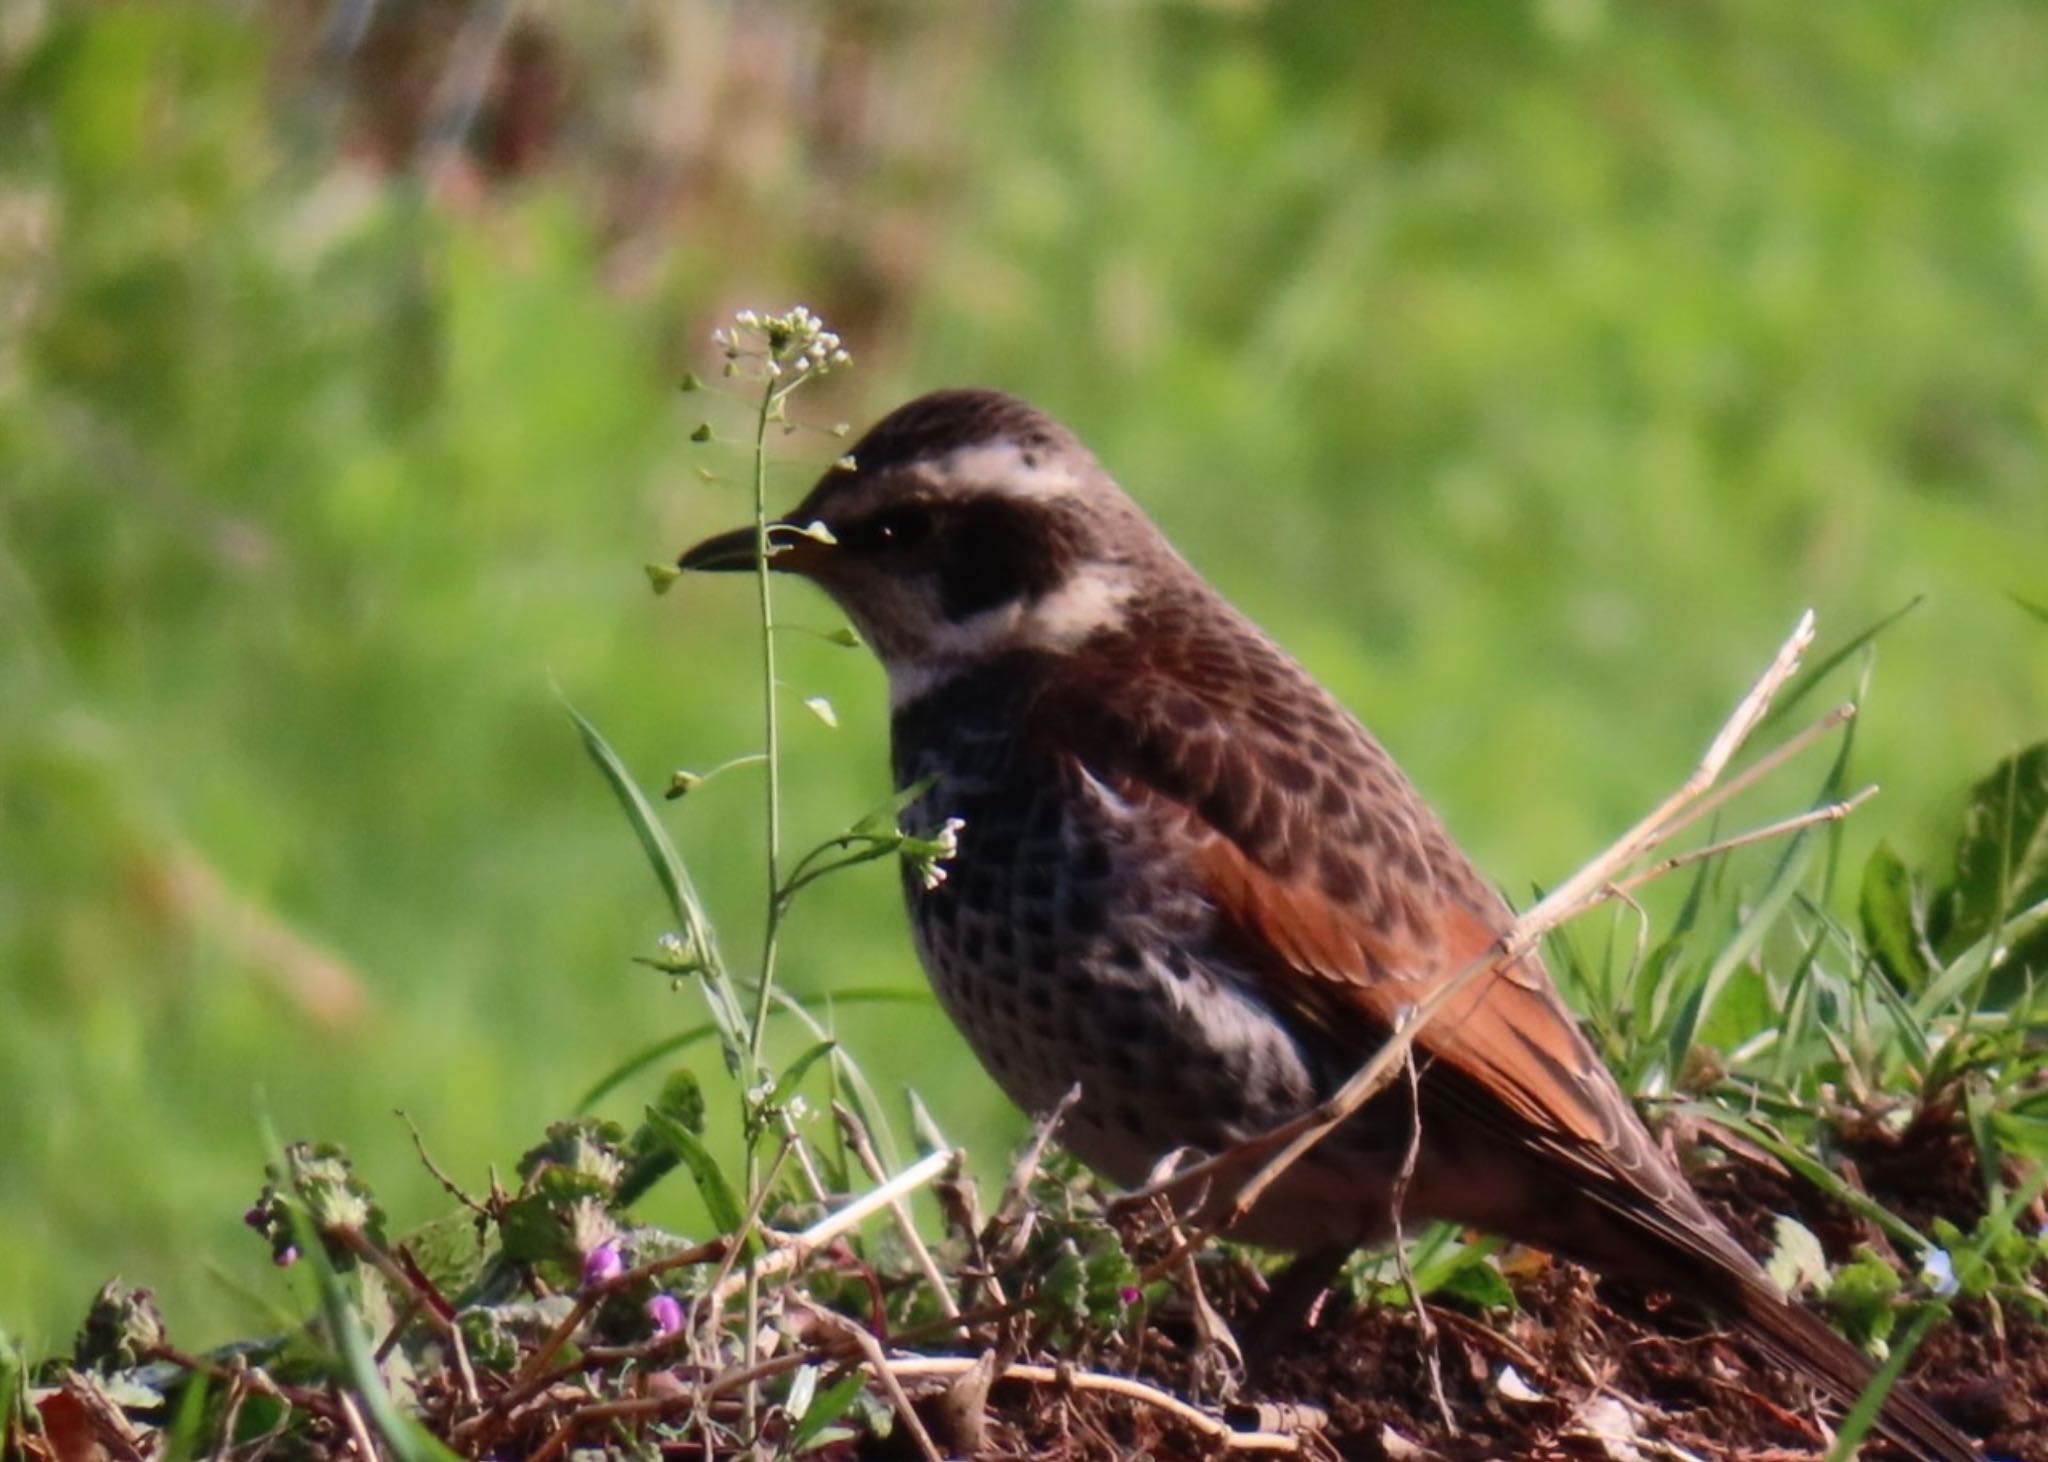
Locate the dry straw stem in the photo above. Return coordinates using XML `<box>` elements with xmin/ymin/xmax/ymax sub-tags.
<box><xmin>520</xmin><ymin>1344</ymin><xmax>1307</xmax><ymax>1461</ymax></box>
<box><xmin>462</xmin><ymin>1147</ymin><xmax>957</xmax><ymax>1450</ymax></box>
<box><xmin>333</xmin><ymin>1390</ymin><xmax>379</xmax><ymax>1462</ymax></box>
<box><xmin>709</xmin><ymin>1144</ymin><xmax>959</xmax><ymax>1306</ymax></box>
<box><xmin>812</xmin><ymin>1311</ymin><xmax>948</xmax><ymax>1462</ymax></box>
<box><xmin>883</xmin><ymin>1357</ymin><xmax>1306</xmax><ymax>1453</ymax></box>
<box><xmin>1122</xmin><ymin>610</ymin><xmax>1841</xmax><ymax>1247</ymax></box>
<box><xmin>834</xmin><ymin>1102</ymin><xmax>965</xmax><ymax>1335</ymax></box>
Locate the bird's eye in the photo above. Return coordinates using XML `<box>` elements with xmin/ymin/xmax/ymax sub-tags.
<box><xmin>847</xmin><ymin>505</ymin><xmax>934</xmax><ymax>553</ymax></box>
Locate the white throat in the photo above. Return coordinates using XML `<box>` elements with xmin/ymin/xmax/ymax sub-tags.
<box><xmin>885</xmin><ymin>561</ymin><xmax>1137</xmax><ymax>709</ymax></box>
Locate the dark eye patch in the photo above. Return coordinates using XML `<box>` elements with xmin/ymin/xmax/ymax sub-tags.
<box><xmin>838</xmin><ymin>503</ymin><xmax>936</xmax><ymax>554</ymax></box>
<box><xmin>936</xmin><ymin>498</ymin><xmax>1068</xmax><ymax>620</ymax></box>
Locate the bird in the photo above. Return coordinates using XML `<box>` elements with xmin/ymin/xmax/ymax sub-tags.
<box><xmin>678</xmin><ymin>388</ymin><xmax>1977</xmax><ymax>1461</ymax></box>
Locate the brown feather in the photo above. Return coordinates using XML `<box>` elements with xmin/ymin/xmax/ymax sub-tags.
<box><xmin>1035</xmin><ymin>615</ymin><xmax>1976</xmax><ymax>1462</ymax></box>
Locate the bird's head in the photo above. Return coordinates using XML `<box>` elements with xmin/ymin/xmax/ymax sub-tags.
<box><xmin>679</xmin><ymin>389</ymin><xmax>1166</xmax><ymax>702</ymax></box>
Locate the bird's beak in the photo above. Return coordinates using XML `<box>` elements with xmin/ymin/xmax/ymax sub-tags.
<box><xmin>676</xmin><ymin>522</ymin><xmax>831</xmax><ymax>577</ymax></box>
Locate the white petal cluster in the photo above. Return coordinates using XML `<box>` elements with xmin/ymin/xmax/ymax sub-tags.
<box><xmin>911</xmin><ymin>816</ymin><xmax>967</xmax><ymax>891</ymax></box>
<box><xmin>712</xmin><ymin>304</ymin><xmax>852</xmax><ymax>384</ymax></box>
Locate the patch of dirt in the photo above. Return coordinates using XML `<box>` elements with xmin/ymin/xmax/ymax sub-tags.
<box><xmin>955</xmin><ymin>1107</ymin><xmax>2047</xmax><ymax>1460</ymax></box>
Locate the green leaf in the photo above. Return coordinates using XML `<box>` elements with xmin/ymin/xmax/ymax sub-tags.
<box><xmin>643</xmin><ymin>1106</ymin><xmax>745</xmax><ymax>1235</ymax></box>
<box><xmin>618</xmin><ymin>1068</ymin><xmax>712</xmax><ymax>1207</ymax></box>
<box><xmin>391</xmin><ymin>1211</ymin><xmax>489</xmax><ymax>1304</ymax></box>
<box><xmin>1860</xmin><ymin>840</ymin><xmax>1931</xmax><ymax>991</ymax></box>
<box><xmin>651</xmin><ymin>1067</ymin><xmax>708</xmax><ymax>1135</ymax></box>
<box><xmin>1666</xmin><ymin>832</ymin><xmax>1814</xmax><ymax>1081</ymax></box>
<box><xmin>1435</xmin><ymin>1255</ymin><xmax>1515</xmax><ymax>1311</ymax></box>
<box><xmin>498</xmin><ymin>1168</ymin><xmax>613</xmax><ymax>1266</ymax></box>
<box><xmin>1767</xmin><ymin>1215</ymin><xmax>1829</xmax><ymax>1295</ymax></box>
<box><xmin>162</xmin><ymin>1368</ymin><xmax>210</xmax><ymax>1462</ymax></box>
<box><xmin>565</xmin><ymin>700</ymin><xmax>743</xmax><ymax>1071</ymax></box>
<box><xmin>852</xmin><ymin>773</ymin><xmax>940</xmax><ymax>837</ymax></box>
<box><xmin>0</xmin><ymin>1333</ymin><xmax>24</xmax><ymax>1455</ymax></box>
<box><xmin>515</xmin><ymin>1118</ymin><xmax>629</xmax><ymax>1188</ymax></box>
<box><xmin>771</xmin><ymin>1040</ymin><xmax>839</xmax><ymax>1110</ymax></box>
<box><xmin>1822</xmin><ymin>1247</ymin><xmax>1903</xmax><ymax>1349</ymax></box>
<box><xmin>790</xmin><ymin>1369</ymin><xmax>868</xmax><ymax>1451</ymax></box>
<box><xmin>260</xmin><ymin>1117</ymin><xmax>458</xmax><ymax>1462</ymax></box>
<box><xmin>1931</xmin><ymin>743</ymin><xmax>2048</xmax><ymax>978</ymax></box>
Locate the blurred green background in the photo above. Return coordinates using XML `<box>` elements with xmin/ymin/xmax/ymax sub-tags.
<box><xmin>2</xmin><ymin>0</ymin><xmax>2043</xmax><ymax>1351</ymax></box>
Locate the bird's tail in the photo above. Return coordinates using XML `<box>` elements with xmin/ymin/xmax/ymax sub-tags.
<box><xmin>1714</xmin><ymin>1269</ymin><xmax>1976</xmax><ymax>1462</ymax></box>
<box><xmin>1539</xmin><ymin>1185</ymin><xmax>1978</xmax><ymax>1461</ymax></box>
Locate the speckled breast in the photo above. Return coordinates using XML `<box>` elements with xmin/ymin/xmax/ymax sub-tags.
<box><xmin>889</xmin><ymin>658</ymin><xmax>1332</xmax><ymax>1196</ymax></box>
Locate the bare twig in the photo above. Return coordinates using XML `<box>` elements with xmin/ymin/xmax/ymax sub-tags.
<box><xmin>1639</xmin><ymin>702</ymin><xmax>1856</xmax><ymax>858</ymax></box>
<box><xmin>1387</xmin><ymin>1052</ymin><xmax>1455</xmax><ymax>1435</ymax></box>
<box><xmin>995</xmin><ymin>1084</ymin><xmax>1083</xmax><ymax>1230</ymax></box>
<box><xmin>835</xmin><ymin>1103</ymin><xmax>964</xmax><ymax>1336</ymax></box>
<box><xmin>398</xmin><ymin>1109</ymin><xmax>493</xmax><ymax>1220</ymax></box>
<box><xmin>693</xmin><ymin>1139</ymin><xmax>795</xmax><ymax>1366</ymax></box>
<box><xmin>709</xmin><ymin>1145</ymin><xmax>959</xmax><ymax>1307</ymax></box>
<box><xmin>334</xmin><ymin>1228</ymin><xmax>479</xmax><ymax>1407</ymax></box>
<box><xmin>812</xmin><ymin>1313</ymin><xmax>946</xmax><ymax>1462</ymax></box>
<box><xmin>332</xmin><ymin>1390</ymin><xmax>379</xmax><ymax>1462</ymax></box>
<box><xmin>883</xmin><ymin>1356</ymin><xmax>1305</xmax><ymax>1452</ymax></box>
<box><xmin>1610</xmin><ymin>786</ymin><xmax>1877</xmax><ymax>897</ymax></box>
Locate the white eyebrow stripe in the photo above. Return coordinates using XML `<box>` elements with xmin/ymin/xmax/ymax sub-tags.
<box><xmin>921</xmin><ymin>440</ymin><xmax>1085</xmax><ymax>500</ymax></box>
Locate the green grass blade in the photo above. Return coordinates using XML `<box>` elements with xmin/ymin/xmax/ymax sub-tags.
<box><xmin>1683</xmin><ymin>1105</ymin><xmax>1928</xmax><ymax>1253</ymax></box>
<box><xmin>1829</xmin><ymin>1163</ymin><xmax>2048</xmax><ymax>1460</ymax></box>
<box><xmin>576</xmin><ymin>1023</ymin><xmax>720</xmax><ymax>1113</ymax></box>
<box><xmin>0</xmin><ymin>1332</ymin><xmax>26</xmax><ymax>1458</ymax></box>
<box><xmin>1760</xmin><ymin>596</ymin><xmax>1922</xmax><ymax>734</ymax></box>
<box><xmin>772</xmin><ymin>987</ymin><xmax>904</xmax><ymax>1170</ymax></box>
<box><xmin>771</xmin><ymin>1039</ymin><xmax>839</xmax><ymax>1109</ymax></box>
<box><xmin>1666</xmin><ymin>834</ymin><xmax>1814</xmax><ymax>1081</ymax></box>
<box><xmin>1821</xmin><ymin>1304</ymin><xmax>1943</xmax><ymax>1462</ymax></box>
<box><xmin>564</xmin><ymin>701</ymin><xmax>705</xmax><ymax>937</ymax></box>
<box><xmin>643</xmin><ymin>1106</ymin><xmax>746</xmax><ymax>1235</ymax></box>
<box><xmin>258</xmin><ymin>1116</ymin><xmax>456</xmax><ymax>1462</ymax></box>
<box><xmin>161</xmin><ymin>1367</ymin><xmax>210</xmax><ymax>1462</ymax></box>
<box><xmin>564</xmin><ymin>698</ymin><xmax>745</xmax><ymax>1066</ymax></box>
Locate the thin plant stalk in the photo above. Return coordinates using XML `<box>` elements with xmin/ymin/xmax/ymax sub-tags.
<box><xmin>697</xmin><ymin>307</ymin><xmax>851</xmax><ymax>1450</ymax></box>
<box><xmin>739</xmin><ymin>372</ymin><xmax>785</xmax><ymax>1445</ymax></box>
<box><xmin>746</xmin><ymin>369</ymin><xmax>788</xmax><ymax>1068</ymax></box>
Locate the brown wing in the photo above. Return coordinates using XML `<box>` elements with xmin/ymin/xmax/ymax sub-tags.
<box><xmin>1191</xmin><ymin>821</ymin><xmax>1626</xmax><ymax>1153</ymax></box>
<box><xmin>1026</xmin><ymin>611</ymin><xmax>1981</xmax><ymax>1462</ymax></box>
<box><xmin>1033</xmin><ymin>614</ymin><xmax>1721</xmax><ymax>1241</ymax></box>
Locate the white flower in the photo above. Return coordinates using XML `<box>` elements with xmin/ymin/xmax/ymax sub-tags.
<box><xmin>910</xmin><ymin>816</ymin><xmax>966</xmax><ymax>891</ymax></box>
<box><xmin>1921</xmin><ymin>1247</ymin><xmax>1959</xmax><ymax>1297</ymax></box>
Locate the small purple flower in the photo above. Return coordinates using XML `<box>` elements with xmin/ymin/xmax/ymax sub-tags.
<box><xmin>1119</xmin><ymin>1285</ymin><xmax>1142</xmax><ymax>1307</ymax></box>
<box><xmin>243</xmin><ymin>1206</ymin><xmax>267</xmax><ymax>1229</ymax></box>
<box><xmin>274</xmin><ymin>1245</ymin><xmax>300</xmax><ymax>1268</ymax></box>
<box><xmin>645</xmin><ymin>1292</ymin><xmax>684</xmax><ymax>1338</ymax></box>
<box><xmin>581</xmin><ymin>1242</ymin><xmax>625</xmax><ymax>1290</ymax></box>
